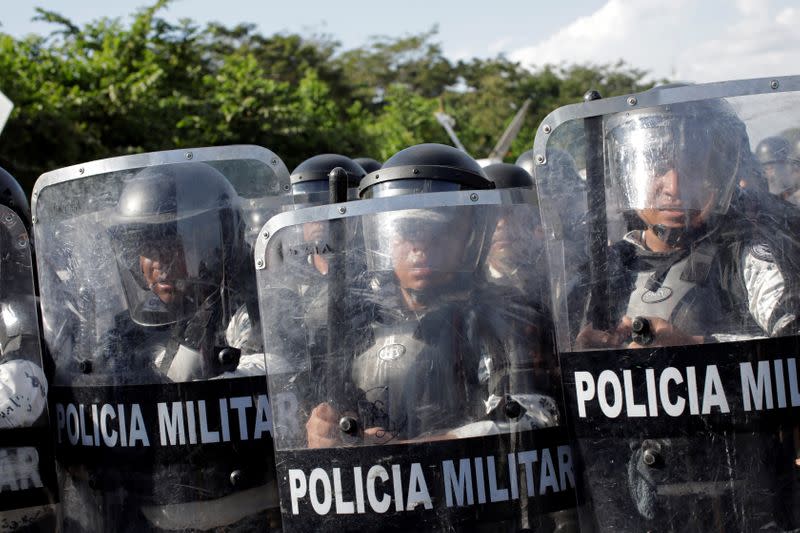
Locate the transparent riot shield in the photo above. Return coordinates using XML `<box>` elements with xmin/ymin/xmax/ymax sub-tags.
<box><xmin>206</xmin><ymin>151</ymin><xmax>290</xmax><ymax>246</ymax></box>
<box><xmin>0</xmin><ymin>205</ymin><xmax>58</xmax><ymax>531</ymax></box>
<box><xmin>32</xmin><ymin>146</ymin><xmax>291</xmax><ymax>531</ymax></box>
<box><xmin>255</xmin><ymin>189</ymin><xmax>578</xmax><ymax>532</ymax></box>
<box><xmin>534</xmin><ymin>77</ymin><xmax>800</xmax><ymax>531</ymax></box>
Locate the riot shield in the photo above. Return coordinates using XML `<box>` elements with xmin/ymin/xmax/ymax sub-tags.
<box><xmin>32</xmin><ymin>146</ymin><xmax>291</xmax><ymax>531</ymax></box>
<box><xmin>205</xmin><ymin>150</ymin><xmax>290</xmax><ymax>245</ymax></box>
<box><xmin>534</xmin><ymin>77</ymin><xmax>800</xmax><ymax>531</ymax></box>
<box><xmin>0</xmin><ymin>205</ymin><xmax>58</xmax><ymax>531</ymax></box>
<box><xmin>255</xmin><ymin>189</ymin><xmax>578</xmax><ymax>531</ymax></box>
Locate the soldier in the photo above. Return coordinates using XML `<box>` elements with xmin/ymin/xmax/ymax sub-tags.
<box><xmin>755</xmin><ymin>136</ymin><xmax>800</xmax><ymax>202</ymax></box>
<box><xmin>0</xmin><ymin>166</ymin><xmax>57</xmax><ymax>532</ymax></box>
<box><xmin>534</xmin><ymin>79</ymin><xmax>800</xmax><ymax>531</ymax></box>
<box><xmin>482</xmin><ymin>162</ymin><xmax>545</xmax><ymax>293</ymax></box>
<box><xmin>577</xmin><ymin>100</ymin><xmax>799</xmax><ymax>349</ymax></box>
<box><xmin>256</xmin><ymin>143</ymin><xmax>577</xmax><ymax>531</ymax></box>
<box><xmin>33</xmin><ymin>148</ymin><xmax>289</xmax><ymax>531</ymax></box>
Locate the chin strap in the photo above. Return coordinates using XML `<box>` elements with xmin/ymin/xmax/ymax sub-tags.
<box><xmin>651</xmin><ymin>224</ymin><xmax>690</xmax><ymax>248</ymax></box>
<box><xmin>650</xmin><ymin>218</ymin><xmax>713</xmax><ymax>248</ymax></box>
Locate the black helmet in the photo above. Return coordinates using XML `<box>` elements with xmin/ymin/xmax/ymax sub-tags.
<box><xmin>107</xmin><ymin>162</ymin><xmax>242</xmax><ymax>326</ymax></box>
<box><xmin>755</xmin><ymin>136</ymin><xmax>791</xmax><ymax>165</ymax></box>
<box><xmin>353</xmin><ymin>157</ymin><xmax>381</xmax><ymax>174</ymax></box>
<box><xmin>754</xmin><ymin>136</ymin><xmax>800</xmax><ymax>196</ymax></box>
<box><xmin>514</xmin><ymin>150</ymin><xmax>535</xmax><ymax>177</ymax></box>
<box><xmin>483</xmin><ymin>163</ymin><xmax>535</xmax><ymax>190</ymax></box>
<box><xmin>0</xmin><ymin>168</ymin><xmax>37</xmax><ymax>356</ymax></box>
<box><xmin>783</xmin><ymin>130</ymin><xmax>800</xmax><ymax>159</ymax></box>
<box><xmin>290</xmin><ymin>154</ymin><xmax>365</xmax><ymax>202</ymax></box>
<box><xmin>0</xmin><ymin>166</ymin><xmax>31</xmax><ymax>231</ymax></box>
<box><xmin>358</xmin><ymin>143</ymin><xmax>492</xmax><ymax>199</ymax></box>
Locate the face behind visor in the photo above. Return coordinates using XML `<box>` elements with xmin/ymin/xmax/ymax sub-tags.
<box><xmin>107</xmin><ymin>163</ymin><xmax>242</xmax><ymax>326</ymax></box>
<box><xmin>604</xmin><ymin>99</ymin><xmax>746</xmax><ymax>241</ymax></box>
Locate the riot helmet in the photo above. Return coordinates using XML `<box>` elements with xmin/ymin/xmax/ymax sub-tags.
<box><xmin>604</xmin><ymin>98</ymin><xmax>747</xmax><ymax>246</ymax></box>
<box><xmin>359</xmin><ymin>144</ymin><xmax>494</xmax><ymax>308</ymax></box>
<box><xmin>358</xmin><ymin>143</ymin><xmax>492</xmax><ymax>199</ymax></box>
<box><xmin>0</xmin><ymin>166</ymin><xmax>31</xmax><ymax>231</ymax></box>
<box><xmin>755</xmin><ymin>136</ymin><xmax>799</xmax><ymax>197</ymax></box>
<box><xmin>107</xmin><ymin>162</ymin><xmax>243</xmax><ymax>326</ymax></box>
<box><xmin>0</xmin><ymin>168</ymin><xmax>37</xmax><ymax>357</ymax></box>
<box><xmin>483</xmin><ymin>162</ymin><xmax>535</xmax><ymax>190</ymax></box>
<box><xmin>514</xmin><ymin>149</ymin><xmax>536</xmax><ymax>177</ymax></box>
<box><xmin>353</xmin><ymin>157</ymin><xmax>381</xmax><ymax>173</ymax></box>
<box><xmin>482</xmin><ymin>163</ymin><xmax>547</xmax><ymax>292</ymax></box>
<box><xmin>290</xmin><ymin>154</ymin><xmax>365</xmax><ymax>206</ymax></box>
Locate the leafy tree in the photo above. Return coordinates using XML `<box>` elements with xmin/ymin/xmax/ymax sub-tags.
<box><xmin>0</xmin><ymin>1</ymin><xmax>660</xmax><ymax>191</ymax></box>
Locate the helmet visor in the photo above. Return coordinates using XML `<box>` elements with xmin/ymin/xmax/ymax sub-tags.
<box><xmin>362</xmin><ymin>206</ymin><xmax>489</xmax><ymax>280</ymax></box>
<box><xmin>606</xmin><ymin>114</ymin><xmax>740</xmax><ymax>215</ymax></box>
<box><xmin>109</xmin><ymin>210</ymin><xmax>230</xmax><ymax>326</ymax></box>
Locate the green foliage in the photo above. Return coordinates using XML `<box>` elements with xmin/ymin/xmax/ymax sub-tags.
<box><xmin>0</xmin><ymin>2</ymin><xmax>658</xmax><ymax>191</ymax></box>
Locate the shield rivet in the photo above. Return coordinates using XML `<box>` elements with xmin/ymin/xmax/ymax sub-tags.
<box><xmin>256</xmin><ymin>259</ymin><xmax>264</xmax><ymax>268</ymax></box>
<box><xmin>338</xmin><ymin>206</ymin><xmax>347</xmax><ymax>214</ymax></box>
<box><xmin>535</xmin><ymin>154</ymin><xmax>545</xmax><ymax>165</ymax></box>
<box><xmin>339</xmin><ymin>416</ymin><xmax>358</xmax><ymax>435</ymax></box>
<box><xmin>185</xmin><ymin>152</ymin><xmax>193</xmax><ymax>160</ymax></box>
<box><xmin>770</xmin><ymin>80</ymin><xmax>780</xmax><ymax>90</ymax></box>
<box><xmin>627</xmin><ymin>96</ymin><xmax>638</xmax><ymax>106</ymax></box>
<box><xmin>543</xmin><ymin>124</ymin><xmax>552</xmax><ymax>134</ymax></box>
<box><xmin>470</xmin><ymin>193</ymin><xmax>479</xmax><ymax>202</ymax></box>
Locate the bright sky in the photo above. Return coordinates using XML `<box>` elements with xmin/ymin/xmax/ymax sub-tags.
<box><xmin>3</xmin><ymin>0</ymin><xmax>799</xmax><ymax>83</ymax></box>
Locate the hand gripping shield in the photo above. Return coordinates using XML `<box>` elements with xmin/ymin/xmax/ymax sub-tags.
<box><xmin>254</xmin><ymin>187</ymin><xmax>578</xmax><ymax>532</ymax></box>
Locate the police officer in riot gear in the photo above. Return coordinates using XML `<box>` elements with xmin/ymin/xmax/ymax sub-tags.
<box><xmin>43</xmin><ymin>160</ymin><xmax>280</xmax><ymax>532</ymax></box>
<box><xmin>0</xmin><ymin>166</ymin><xmax>32</xmax><ymax>230</ymax></box>
<box><xmin>288</xmin><ymin>153</ymin><xmax>365</xmax><ymax>275</ymax></box>
<box><xmin>256</xmin><ymin>154</ymin><xmax>365</xmax><ymax>351</ymax></box>
<box><xmin>257</xmin><ymin>143</ymin><xmax>578</xmax><ymax>531</ymax></box>
<box><xmin>482</xmin><ymin>163</ymin><xmax>548</xmax><ymax>298</ymax></box>
<box><xmin>580</xmin><ymin>99</ymin><xmax>799</xmax><ymax>348</ymax></box>
<box><xmin>0</xmin><ymin>166</ymin><xmax>57</xmax><ymax>532</ymax></box>
<box><xmin>482</xmin><ymin>163</ymin><xmax>560</xmax><ymax>396</ymax></box>
<box><xmin>306</xmin><ymin>143</ymin><xmax>559</xmax><ymax>446</ymax></box>
<box><xmin>101</xmin><ymin>162</ymin><xmax>249</xmax><ymax>382</ymax></box>
<box><xmin>291</xmin><ymin>154</ymin><xmax>365</xmax><ymax>202</ymax></box>
<box><xmin>568</xmin><ymin>96</ymin><xmax>800</xmax><ymax>530</ymax></box>
<box><xmin>755</xmin><ymin>135</ymin><xmax>800</xmax><ymax>203</ymax></box>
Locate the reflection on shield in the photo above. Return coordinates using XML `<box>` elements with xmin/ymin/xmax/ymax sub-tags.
<box><xmin>0</xmin><ymin>205</ymin><xmax>58</xmax><ymax>530</ymax></box>
<box><xmin>33</xmin><ymin>146</ymin><xmax>290</xmax><ymax>531</ymax></box>
<box><xmin>255</xmin><ymin>188</ymin><xmax>578</xmax><ymax>531</ymax></box>
<box><xmin>535</xmin><ymin>77</ymin><xmax>800</xmax><ymax>531</ymax></box>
